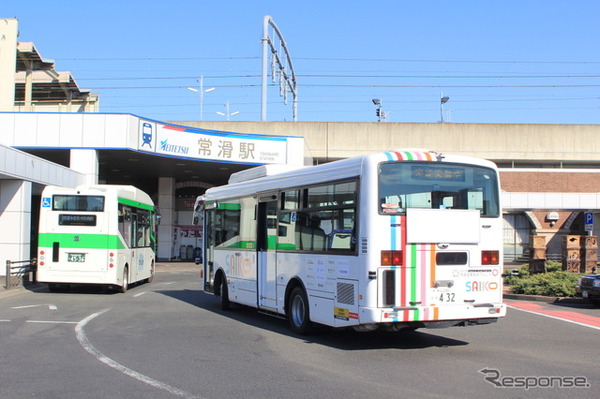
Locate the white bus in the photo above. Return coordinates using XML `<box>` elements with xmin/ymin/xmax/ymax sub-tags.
<box><xmin>37</xmin><ymin>185</ymin><xmax>156</xmax><ymax>292</ymax></box>
<box><xmin>193</xmin><ymin>149</ymin><xmax>506</xmax><ymax>334</ymax></box>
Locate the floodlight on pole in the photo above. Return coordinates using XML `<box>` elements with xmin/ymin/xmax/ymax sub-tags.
<box><xmin>186</xmin><ymin>76</ymin><xmax>215</xmax><ymax>121</ymax></box>
<box><xmin>440</xmin><ymin>92</ymin><xmax>450</xmax><ymax>123</ymax></box>
<box><xmin>372</xmin><ymin>98</ymin><xmax>385</xmax><ymax>122</ymax></box>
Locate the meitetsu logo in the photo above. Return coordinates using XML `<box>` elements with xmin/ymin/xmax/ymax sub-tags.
<box><xmin>160</xmin><ymin>139</ymin><xmax>189</xmax><ymax>155</ymax></box>
<box><xmin>141</xmin><ymin>122</ymin><xmax>153</xmax><ymax>148</ymax></box>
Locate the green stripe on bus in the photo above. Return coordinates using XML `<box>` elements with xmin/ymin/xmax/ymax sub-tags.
<box><xmin>410</xmin><ymin>244</ymin><xmax>418</xmax><ymax>313</ymax></box>
<box><xmin>38</xmin><ymin>233</ymin><xmax>126</xmax><ymax>249</ymax></box>
<box><xmin>118</xmin><ymin>197</ymin><xmax>154</xmax><ymax>211</ymax></box>
<box><xmin>413</xmin><ymin>308</ymin><xmax>420</xmax><ymax>321</ymax></box>
<box><xmin>276</xmin><ymin>243</ymin><xmax>297</xmax><ymax>250</ymax></box>
<box><xmin>217</xmin><ymin>203</ymin><xmax>242</xmax><ymax>210</ymax></box>
<box><xmin>268</xmin><ymin>235</ymin><xmax>277</xmax><ymax>250</ymax></box>
<box><xmin>226</xmin><ymin>241</ymin><xmax>256</xmax><ymax>249</ymax></box>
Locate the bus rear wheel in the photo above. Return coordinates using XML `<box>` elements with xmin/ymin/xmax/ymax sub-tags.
<box><xmin>120</xmin><ymin>267</ymin><xmax>129</xmax><ymax>293</ymax></box>
<box><xmin>288</xmin><ymin>287</ymin><xmax>311</xmax><ymax>335</ymax></box>
<box><xmin>146</xmin><ymin>261</ymin><xmax>155</xmax><ymax>284</ymax></box>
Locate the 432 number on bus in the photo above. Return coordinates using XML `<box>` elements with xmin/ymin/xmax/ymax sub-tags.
<box><xmin>439</xmin><ymin>292</ymin><xmax>456</xmax><ymax>303</ymax></box>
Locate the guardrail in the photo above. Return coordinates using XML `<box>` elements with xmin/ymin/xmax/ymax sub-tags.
<box><xmin>5</xmin><ymin>259</ymin><xmax>37</xmax><ymax>290</ymax></box>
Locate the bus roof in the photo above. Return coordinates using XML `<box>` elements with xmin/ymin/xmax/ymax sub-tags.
<box><xmin>204</xmin><ymin>149</ymin><xmax>498</xmax><ymax>201</ymax></box>
<box><xmin>42</xmin><ymin>184</ymin><xmax>154</xmax><ymax>206</ymax></box>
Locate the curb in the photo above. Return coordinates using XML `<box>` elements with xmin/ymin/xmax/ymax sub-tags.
<box><xmin>503</xmin><ymin>293</ymin><xmax>585</xmax><ymax>304</ymax></box>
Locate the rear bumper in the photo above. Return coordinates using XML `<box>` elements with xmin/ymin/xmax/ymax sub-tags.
<box><xmin>37</xmin><ymin>270</ymin><xmax>111</xmax><ymax>285</ymax></box>
<box><xmin>358</xmin><ymin>303</ymin><xmax>507</xmax><ymax>325</ymax></box>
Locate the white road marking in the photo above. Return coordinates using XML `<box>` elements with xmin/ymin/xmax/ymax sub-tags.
<box><xmin>133</xmin><ymin>291</ymin><xmax>147</xmax><ymax>298</ymax></box>
<box><xmin>75</xmin><ymin>309</ymin><xmax>203</xmax><ymax>399</ymax></box>
<box><xmin>11</xmin><ymin>304</ymin><xmax>57</xmax><ymax>310</ymax></box>
<box><xmin>26</xmin><ymin>320</ymin><xmax>78</xmax><ymax>324</ymax></box>
<box><xmin>0</xmin><ymin>319</ymin><xmax>11</xmax><ymax>322</ymax></box>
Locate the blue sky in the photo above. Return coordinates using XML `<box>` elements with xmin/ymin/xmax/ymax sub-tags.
<box><xmin>5</xmin><ymin>1</ymin><xmax>600</xmax><ymax>124</ymax></box>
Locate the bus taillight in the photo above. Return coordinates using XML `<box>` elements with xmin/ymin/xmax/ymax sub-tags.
<box><xmin>381</xmin><ymin>250</ymin><xmax>403</xmax><ymax>266</ymax></box>
<box><xmin>481</xmin><ymin>250</ymin><xmax>500</xmax><ymax>265</ymax></box>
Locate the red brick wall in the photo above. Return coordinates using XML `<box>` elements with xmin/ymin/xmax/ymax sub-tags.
<box><xmin>500</xmin><ymin>171</ymin><xmax>600</xmax><ymax>193</ymax></box>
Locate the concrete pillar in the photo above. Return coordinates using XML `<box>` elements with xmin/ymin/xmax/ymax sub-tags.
<box><xmin>0</xmin><ymin>180</ymin><xmax>32</xmax><ymax>276</ymax></box>
<box><xmin>0</xmin><ymin>19</ymin><xmax>18</xmax><ymax>111</ymax></box>
<box><xmin>157</xmin><ymin>177</ymin><xmax>175</xmax><ymax>261</ymax></box>
<box><xmin>70</xmin><ymin>149</ymin><xmax>98</xmax><ymax>185</ymax></box>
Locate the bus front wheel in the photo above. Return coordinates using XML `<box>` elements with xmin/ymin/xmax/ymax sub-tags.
<box><xmin>220</xmin><ymin>276</ymin><xmax>231</xmax><ymax>311</ymax></box>
<box><xmin>288</xmin><ymin>287</ymin><xmax>311</xmax><ymax>335</ymax></box>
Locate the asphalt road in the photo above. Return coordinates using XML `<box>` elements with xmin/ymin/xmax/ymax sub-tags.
<box><xmin>1</xmin><ymin>264</ymin><xmax>598</xmax><ymax>399</ymax></box>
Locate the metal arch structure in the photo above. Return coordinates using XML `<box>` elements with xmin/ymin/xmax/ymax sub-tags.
<box><xmin>261</xmin><ymin>15</ymin><xmax>298</xmax><ymax>122</ymax></box>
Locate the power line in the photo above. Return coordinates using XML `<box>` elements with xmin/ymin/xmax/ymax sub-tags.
<box><xmin>56</xmin><ymin>55</ymin><xmax>600</xmax><ymax>65</ymax></box>
<box><xmin>76</xmin><ymin>74</ymin><xmax>600</xmax><ymax>81</ymax></box>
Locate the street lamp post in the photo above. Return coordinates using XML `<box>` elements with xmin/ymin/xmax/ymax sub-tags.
<box><xmin>372</xmin><ymin>98</ymin><xmax>388</xmax><ymax>122</ymax></box>
<box><xmin>440</xmin><ymin>93</ymin><xmax>450</xmax><ymax>123</ymax></box>
<box><xmin>216</xmin><ymin>101</ymin><xmax>239</xmax><ymax>121</ymax></box>
<box><xmin>371</xmin><ymin>98</ymin><xmax>384</xmax><ymax>122</ymax></box>
<box><xmin>187</xmin><ymin>76</ymin><xmax>215</xmax><ymax>121</ymax></box>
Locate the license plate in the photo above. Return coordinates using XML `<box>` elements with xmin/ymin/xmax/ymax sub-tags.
<box><xmin>68</xmin><ymin>253</ymin><xmax>86</xmax><ymax>262</ymax></box>
<box><xmin>582</xmin><ymin>290</ymin><xmax>589</xmax><ymax>298</ymax></box>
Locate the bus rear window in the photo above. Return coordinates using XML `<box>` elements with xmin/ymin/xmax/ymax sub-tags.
<box><xmin>379</xmin><ymin>162</ymin><xmax>499</xmax><ymax>217</ymax></box>
<box><xmin>52</xmin><ymin>195</ymin><xmax>105</xmax><ymax>212</ymax></box>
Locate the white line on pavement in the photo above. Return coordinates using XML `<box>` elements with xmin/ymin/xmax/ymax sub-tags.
<box><xmin>75</xmin><ymin>309</ymin><xmax>203</xmax><ymax>399</ymax></box>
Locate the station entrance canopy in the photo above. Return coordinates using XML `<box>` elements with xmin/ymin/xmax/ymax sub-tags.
<box><xmin>0</xmin><ymin>112</ymin><xmax>312</xmax><ymax>189</ymax></box>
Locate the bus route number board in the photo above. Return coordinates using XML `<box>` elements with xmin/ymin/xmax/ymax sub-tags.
<box><xmin>68</xmin><ymin>253</ymin><xmax>86</xmax><ymax>262</ymax></box>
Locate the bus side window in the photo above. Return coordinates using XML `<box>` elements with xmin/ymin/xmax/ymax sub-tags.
<box><xmin>119</xmin><ymin>205</ymin><xmax>133</xmax><ymax>248</ymax></box>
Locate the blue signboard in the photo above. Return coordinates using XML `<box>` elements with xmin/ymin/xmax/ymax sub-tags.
<box><xmin>585</xmin><ymin>212</ymin><xmax>594</xmax><ymax>232</ymax></box>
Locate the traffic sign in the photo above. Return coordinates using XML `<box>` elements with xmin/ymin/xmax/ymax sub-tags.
<box><xmin>584</xmin><ymin>212</ymin><xmax>594</xmax><ymax>232</ymax></box>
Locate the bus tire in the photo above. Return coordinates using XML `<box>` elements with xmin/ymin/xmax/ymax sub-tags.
<box><xmin>220</xmin><ymin>276</ymin><xmax>231</xmax><ymax>311</ymax></box>
<box><xmin>288</xmin><ymin>286</ymin><xmax>311</xmax><ymax>335</ymax></box>
<box><xmin>120</xmin><ymin>267</ymin><xmax>129</xmax><ymax>293</ymax></box>
<box><xmin>146</xmin><ymin>261</ymin><xmax>155</xmax><ymax>284</ymax></box>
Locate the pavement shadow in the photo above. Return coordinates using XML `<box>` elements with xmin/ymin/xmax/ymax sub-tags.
<box><xmin>156</xmin><ymin>288</ymin><xmax>469</xmax><ymax>350</ymax></box>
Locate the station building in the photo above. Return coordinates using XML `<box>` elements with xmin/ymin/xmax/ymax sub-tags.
<box><xmin>2</xmin><ymin>17</ymin><xmax>600</xmax><ymax>274</ymax></box>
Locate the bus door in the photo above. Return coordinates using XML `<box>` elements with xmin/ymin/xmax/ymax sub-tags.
<box><xmin>129</xmin><ymin>212</ymin><xmax>140</xmax><ymax>281</ymax></box>
<box><xmin>257</xmin><ymin>196</ymin><xmax>278</xmax><ymax>310</ymax></box>
<box><xmin>203</xmin><ymin>208</ymin><xmax>216</xmax><ymax>293</ymax></box>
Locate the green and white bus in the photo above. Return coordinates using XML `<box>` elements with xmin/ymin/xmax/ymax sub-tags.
<box><xmin>37</xmin><ymin>185</ymin><xmax>156</xmax><ymax>292</ymax></box>
<box><xmin>194</xmin><ymin>149</ymin><xmax>506</xmax><ymax>334</ymax></box>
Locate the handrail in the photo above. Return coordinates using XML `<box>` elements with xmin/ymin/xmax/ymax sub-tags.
<box><xmin>5</xmin><ymin>259</ymin><xmax>37</xmax><ymax>290</ymax></box>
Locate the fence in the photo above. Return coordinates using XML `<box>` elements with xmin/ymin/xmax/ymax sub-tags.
<box><xmin>5</xmin><ymin>259</ymin><xmax>37</xmax><ymax>290</ymax></box>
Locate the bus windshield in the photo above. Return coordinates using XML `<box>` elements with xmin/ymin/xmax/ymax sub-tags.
<box><xmin>379</xmin><ymin>162</ymin><xmax>499</xmax><ymax>217</ymax></box>
<box><xmin>52</xmin><ymin>195</ymin><xmax>105</xmax><ymax>212</ymax></box>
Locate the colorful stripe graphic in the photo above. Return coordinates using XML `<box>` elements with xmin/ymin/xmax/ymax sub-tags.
<box><xmin>386</xmin><ymin>223</ymin><xmax>439</xmax><ymax>322</ymax></box>
<box><xmin>385</xmin><ymin>150</ymin><xmax>435</xmax><ymax>162</ymax></box>
<box><xmin>384</xmin><ymin>150</ymin><xmax>440</xmax><ymax>322</ymax></box>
